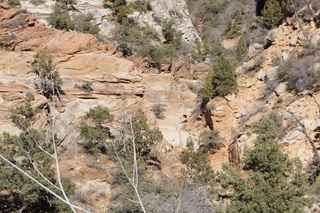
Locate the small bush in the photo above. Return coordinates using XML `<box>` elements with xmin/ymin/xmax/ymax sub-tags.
<box><xmin>202</xmin><ymin>55</ymin><xmax>237</xmax><ymax>100</ymax></box>
<box><xmin>186</xmin><ymin>81</ymin><xmax>203</xmax><ymax>96</ymax></box>
<box><xmin>277</xmin><ymin>56</ymin><xmax>320</xmax><ymax>93</ymax></box>
<box><xmin>261</xmin><ymin>0</ymin><xmax>284</xmax><ymax>28</ymax></box>
<box><xmin>32</xmin><ymin>50</ymin><xmax>63</xmax><ymax>98</ymax></box>
<box><xmin>162</xmin><ymin>20</ymin><xmax>181</xmax><ymax>49</ymax></box>
<box><xmin>199</xmin><ymin>130</ymin><xmax>224</xmax><ymax>154</ymax></box>
<box><xmin>77</xmin><ymin>105</ymin><xmax>114</xmax><ymax>156</ymax></box>
<box><xmin>132</xmin><ymin>0</ymin><xmax>152</xmax><ymax>12</ymax></box>
<box><xmin>151</xmin><ymin>104</ymin><xmax>165</xmax><ymax>119</ymax></box>
<box><xmin>225</xmin><ymin>18</ymin><xmax>242</xmax><ymax>39</ymax></box>
<box><xmin>47</xmin><ymin>6</ymin><xmax>74</xmax><ymax>31</ymax></box>
<box><xmin>74</xmin><ymin>13</ymin><xmax>100</xmax><ymax>36</ymax></box>
<box><xmin>9</xmin><ymin>94</ymin><xmax>40</xmax><ymax>133</ymax></box>
<box><xmin>74</xmin><ymin>81</ymin><xmax>93</xmax><ymax>92</ymax></box>
<box><xmin>111</xmin><ymin>0</ymin><xmax>134</xmax><ymax>22</ymax></box>
<box><xmin>30</xmin><ymin>0</ymin><xmax>45</xmax><ymax>5</ymax></box>
<box><xmin>7</xmin><ymin>14</ymin><xmax>27</xmax><ymax>29</ymax></box>
<box><xmin>8</xmin><ymin>0</ymin><xmax>20</xmax><ymax>6</ymax></box>
<box><xmin>0</xmin><ymin>36</ymin><xmax>10</xmax><ymax>50</ymax></box>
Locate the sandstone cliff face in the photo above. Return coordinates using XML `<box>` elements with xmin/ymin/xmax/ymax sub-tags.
<box><xmin>19</xmin><ymin>0</ymin><xmax>200</xmax><ymax>45</ymax></box>
<box><xmin>2</xmin><ymin>2</ymin><xmax>320</xmax><ymax>212</ymax></box>
<box><xmin>0</xmin><ymin>5</ymin><xmax>199</xmax><ymax>211</ymax></box>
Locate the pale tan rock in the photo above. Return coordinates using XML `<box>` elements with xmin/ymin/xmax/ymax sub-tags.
<box><xmin>222</xmin><ymin>36</ymin><xmax>241</xmax><ymax>51</ymax></box>
<box><xmin>0</xmin><ymin>2</ymin><xmax>10</xmax><ymax>9</ymax></box>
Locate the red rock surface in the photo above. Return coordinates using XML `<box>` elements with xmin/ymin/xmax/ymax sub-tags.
<box><xmin>0</xmin><ymin>6</ymin><xmax>101</xmax><ymax>54</ymax></box>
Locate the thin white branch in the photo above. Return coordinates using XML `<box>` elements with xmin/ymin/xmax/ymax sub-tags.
<box><xmin>126</xmin><ymin>198</ymin><xmax>140</xmax><ymax>204</ymax></box>
<box><xmin>110</xmin><ymin>112</ymin><xmax>146</xmax><ymax>213</ymax></box>
<box><xmin>0</xmin><ymin>154</ymin><xmax>89</xmax><ymax>213</ymax></box>
<box><xmin>50</xmin><ymin>80</ymin><xmax>77</xmax><ymax>213</ymax></box>
<box><xmin>16</xmin><ymin>140</ymin><xmax>61</xmax><ymax>192</ymax></box>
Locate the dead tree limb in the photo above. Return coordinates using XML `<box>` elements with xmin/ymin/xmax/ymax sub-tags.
<box><xmin>285</xmin><ymin>110</ymin><xmax>320</xmax><ymax>163</ymax></box>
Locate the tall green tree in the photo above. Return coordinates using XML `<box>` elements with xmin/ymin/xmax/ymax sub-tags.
<box><xmin>262</xmin><ymin>0</ymin><xmax>284</xmax><ymax>28</ymax></box>
<box><xmin>179</xmin><ymin>137</ymin><xmax>216</xmax><ymax>195</ymax></box>
<box><xmin>203</xmin><ymin>55</ymin><xmax>237</xmax><ymax>102</ymax></box>
<box><xmin>77</xmin><ymin>105</ymin><xmax>114</xmax><ymax>156</ymax></box>
<box><xmin>218</xmin><ymin>117</ymin><xmax>311</xmax><ymax>212</ymax></box>
<box><xmin>0</xmin><ymin>96</ymin><xmax>75</xmax><ymax>212</ymax></box>
<box><xmin>129</xmin><ymin>109</ymin><xmax>163</xmax><ymax>158</ymax></box>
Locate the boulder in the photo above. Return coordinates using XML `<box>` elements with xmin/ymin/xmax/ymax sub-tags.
<box><xmin>222</xmin><ymin>36</ymin><xmax>241</xmax><ymax>51</ymax></box>
<box><xmin>275</xmin><ymin>82</ymin><xmax>287</xmax><ymax>96</ymax></box>
<box><xmin>193</xmin><ymin>62</ymin><xmax>211</xmax><ymax>74</ymax></box>
<box><xmin>265</xmin><ymin>66</ymin><xmax>278</xmax><ymax>81</ymax></box>
<box><xmin>310</xmin><ymin>29</ymin><xmax>320</xmax><ymax>46</ymax></box>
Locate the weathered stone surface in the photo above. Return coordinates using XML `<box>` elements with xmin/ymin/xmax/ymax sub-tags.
<box><xmin>58</xmin><ymin>54</ymin><xmax>142</xmax><ymax>83</ymax></box>
<box><xmin>310</xmin><ymin>29</ymin><xmax>320</xmax><ymax>46</ymax></box>
<box><xmin>238</xmin><ymin>134</ymin><xmax>249</xmax><ymax>143</ymax></box>
<box><xmin>193</xmin><ymin>62</ymin><xmax>211</xmax><ymax>74</ymax></box>
<box><xmin>265</xmin><ymin>66</ymin><xmax>278</xmax><ymax>81</ymax></box>
<box><xmin>257</xmin><ymin>70</ymin><xmax>266</xmax><ymax>80</ymax></box>
<box><xmin>0</xmin><ymin>7</ymin><xmax>101</xmax><ymax>54</ymax></box>
<box><xmin>275</xmin><ymin>82</ymin><xmax>287</xmax><ymax>96</ymax></box>
<box><xmin>222</xmin><ymin>36</ymin><xmax>241</xmax><ymax>51</ymax></box>
<box><xmin>0</xmin><ymin>2</ymin><xmax>10</xmax><ymax>9</ymax></box>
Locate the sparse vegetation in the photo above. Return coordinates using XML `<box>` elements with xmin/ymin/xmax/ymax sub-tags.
<box><xmin>77</xmin><ymin>105</ymin><xmax>114</xmax><ymax>156</ymax></box>
<box><xmin>236</xmin><ymin>35</ymin><xmax>248</xmax><ymax>61</ymax></box>
<box><xmin>9</xmin><ymin>95</ymin><xmax>40</xmax><ymax>133</ymax></box>
<box><xmin>277</xmin><ymin>54</ymin><xmax>320</xmax><ymax>93</ymax></box>
<box><xmin>179</xmin><ymin>136</ymin><xmax>216</xmax><ymax>195</ymax></box>
<box><xmin>30</xmin><ymin>0</ymin><xmax>45</xmax><ymax>5</ymax></box>
<box><xmin>199</xmin><ymin>130</ymin><xmax>224</xmax><ymax>154</ymax></box>
<box><xmin>75</xmin><ymin>81</ymin><xmax>93</xmax><ymax>92</ymax></box>
<box><xmin>74</xmin><ymin>13</ymin><xmax>100</xmax><ymax>36</ymax></box>
<box><xmin>151</xmin><ymin>104</ymin><xmax>166</xmax><ymax>119</ymax></box>
<box><xmin>218</xmin><ymin>117</ymin><xmax>311</xmax><ymax>212</ymax></box>
<box><xmin>261</xmin><ymin>0</ymin><xmax>284</xmax><ymax>28</ymax></box>
<box><xmin>0</xmin><ymin>97</ymin><xmax>75</xmax><ymax>212</ymax></box>
<box><xmin>32</xmin><ymin>50</ymin><xmax>63</xmax><ymax>98</ymax></box>
<box><xmin>8</xmin><ymin>0</ymin><xmax>20</xmax><ymax>6</ymax></box>
<box><xmin>132</xmin><ymin>0</ymin><xmax>152</xmax><ymax>12</ymax></box>
<box><xmin>0</xmin><ymin>36</ymin><xmax>10</xmax><ymax>50</ymax></box>
<box><xmin>48</xmin><ymin>6</ymin><xmax>74</xmax><ymax>31</ymax></box>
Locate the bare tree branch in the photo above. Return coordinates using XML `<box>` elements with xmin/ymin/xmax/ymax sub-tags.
<box><xmin>285</xmin><ymin>110</ymin><xmax>320</xmax><ymax>163</ymax></box>
<box><xmin>0</xmin><ymin>154</ymin><xmax>89</xmax><ymax>213</ymax></box>
<box><xmin>110</xmin><ymin>112</ymin><xmax>147</xmax><ymax>213</ymax></box>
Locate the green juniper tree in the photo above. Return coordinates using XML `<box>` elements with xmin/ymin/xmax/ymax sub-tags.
<box><xmin>77</xmin><ymin>105</ymin><xmax>114</xmax><ymax>156</ymax></box>
<box><xmin>262</xmin><ymin>0</ymin><xmax>284</xmax><ymax>28</ymax></box>
<box><xmin>0</xmin><ymin>96</ymin><xmax>75</xmax><ymax>212</ymax></box>
<box><xmin>179</xmin><ymin>137</ymin><xmax>216</xmax><ymax>195</ymax></box>
<box><xmin>9</xmin><ymin>95</ymin><xmax>40</xmax><ymax>133</ymax></box>
<box><xmin>218</xmin><ymin>117</ymin><xmax>311</xmax><ymax>213</ymax></box>
<box><xmin>203</xmin><ymin>55</ymin><xmax>237</xmax><ymax>103</ymax></box>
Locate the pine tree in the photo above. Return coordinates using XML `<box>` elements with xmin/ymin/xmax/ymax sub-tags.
<box><xmin>77</xmin><ymin>105</ymin><xmax>114</xmax><ymax>156</ymax></box>
<box><xmin>236</xmin><ymin>36</ymin><xmax>248</xmax><ymax>61</ymax></box>
<box><xmin>202</xmin><ymin>55</ymin><xmax>237</xmax><ymax>102</ymax></box>
<box><xmin>0</xmin><ymin>96</ymin><xmax>75</xmax><ymax>212</ymax></box>
<box><xmin>211</xmin><ymin>55</ymin><xmax>237</xmax><ymax>97</ymax></box>
<box><xmin>218</xmin><ymin>117</ymin><xmax>311</xmax><ymax>212</ymax></box>
<box><xmin>203</xmin><ymin>70</ymin><xmax>215</xmax><ymax>101</ymax></box>
<box><xmin>262</xmin><ymin>0</ymin><xmax>284</xmax><ymax>28</ymax></box>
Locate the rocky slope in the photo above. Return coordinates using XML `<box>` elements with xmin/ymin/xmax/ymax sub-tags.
<box><xmin>19</xmin><ymin>0</ymin><xmax>200</xmax><ymax>45</ymax></box>
<box><xmin>0</xmin><ymin>3</ymin><xmax>200</xmax><ymax>211</ymax></box>
<box><xmin>1</xmin><ymin>1</ymin><xmax>320</xmax><ymax>212</ymax></box>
